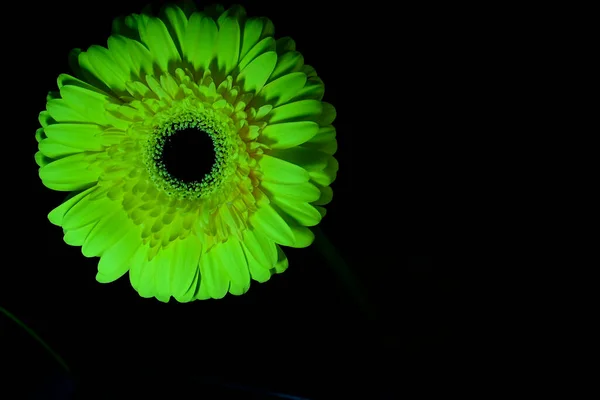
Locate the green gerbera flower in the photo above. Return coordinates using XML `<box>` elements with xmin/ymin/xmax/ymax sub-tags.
<box><xmin>35</xmin><ymin>2</ymin><xmax>337</xmax><ymax>302</ymax></box>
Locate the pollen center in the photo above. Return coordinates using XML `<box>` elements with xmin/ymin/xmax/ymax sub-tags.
<box><xmin>162</xmin><ymin>127</ymin><xmax>216</xmax><ymax>183</ymax></box>
<box><xmin>142</xmin><ymin>100</ymin><xmax>239</xmax><ymax>201</ymax></box>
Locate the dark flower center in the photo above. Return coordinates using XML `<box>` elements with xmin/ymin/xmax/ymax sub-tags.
<box><xmin>161</xmin><ymin>127</ymin><xmax>216</xmax><ymax>183</ymax></box>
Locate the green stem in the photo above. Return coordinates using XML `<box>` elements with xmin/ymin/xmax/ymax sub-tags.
<box><xmin>0</xmin><ymin>305</ymin><xmax>71</xmax><ymax>374</ymax></box>
<box><xmin>313</xmin><ymin>226</ymin><xmax>377</xmax><ymax>320</ymax></box>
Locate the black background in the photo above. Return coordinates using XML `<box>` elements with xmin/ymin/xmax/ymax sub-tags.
<box><xmin>2</xmin><ymin>0</ymin><xmax>450</xmax><ymax>398</ymax></box>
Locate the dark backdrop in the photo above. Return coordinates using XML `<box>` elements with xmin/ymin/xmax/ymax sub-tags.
<box><xmin>2</xmin><ymin>0</ymin><xmax>449</xmax><ymax>398</ymax></box>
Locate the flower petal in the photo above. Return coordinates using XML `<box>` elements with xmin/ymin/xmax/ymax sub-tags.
<box><xmin>159</xmin><ymin>4</ymin><xmax>188</xmax><ymax>57</ymax></box>
<box><xmin>63</xmin><ymin>222</ymin><xmax>97</xmax><ymax>246</ymax></box>
<box><xmin>237</xmin><ymin>37</ymin><xmax>276</xmax><ymax>73</ymax></box>
<box><xmin>216</xmin><ymin>237</ymin><xmax>250</xmax><ymax>295</ymax></box>
<box><xmin>199</xmin><ymin>246</ymin><xmax>229</xmax><ymax>299</ymax></box>
<box><xmin>272</xmin><ymin>197</ymin><xmax>322</xmax><ymax>227</ymax></box>
<box><xmin>309</xmin><ymin>156</ymin><xmax>339</xmax><ymax>186</ymax></box>
<box><xmin>82</xmin><ymin>208</ymin><xmax>132</xmax><ymax>257</ymax></box>
<box><xmin>213</xmin><ymin>11</ymin><xmax>242</xmax><ymax>81</ymax></box>
<box><xmin>236</xmin><ymin>51</ymin><xmax>277</xmax><ymax>94</ymax></box>
<box><xmin>301</xmin><ymin>126</ymin><xmax>337</xmax><ymax>155</ymax></box>
<box><xmin>139</xmin><ymin>16</ymin><xmax>181</xmax><ymax>73</ymax></box>
<box><xmin>39</xmin><ymin>153</ymin><xmax>101</xmax><ymax>191</ymax></box>
<box><xmin>270</xmin><ymin>51</ymin><xmax>304</xmax><ymax>82</ymax></box>
<box><xmin>96</xmin><ymin>225</ymin><xmax>142</xmax><ymax>283</ymax></box>
<box><xmin>267</xmin><ymin>99</ymin><xmax>322</xmax><ymax>124</ymax></box>
<box><xmin>184</xmin><ymin>13</ymin><xmax>218</xmax><ymax>72</ymax></box>
<box><xmin>240</xmin><ymin>17</ymin><xmax>274</xmax><ymax>62</ymax></box>
<box><xmin>251</xmin><ymin>205</ymin><xmax>295</xmax><ymax>247</ymax></box>
<box><xmin>259</xmin><ymin>154</ymin><xmax>310</xmax><ymax>184</ymax></box>
<box><xmin>246</xmin><ymin>250</ymin><xmax>272</xmax><ymax>283</ymax></box>
<box><xmin>107</xmin><ymin>35</ymin><xmax>154</xmax><ymax>79</ymax></box>
<box><xmin>59</xmin><ymin>84</ymin><xmax>116</xmax><ymax>126</ymax></box>
<box><xmin>260</xmin><ymin>180</ymin><xmax>320</xmax><ymax>203</ymax></box>
<box><xmin>38</xmin><ymin>139</ymin><xmax>82</xmax><ymax>159</ymax></box>
<box><xmin>316</xmin><ymin>102</ymin><xmax>336</xmax><ymax>126</ymax></box>
<box><xmin>271</xmin><ymin>245</ymin><xmax>289</xmax><ymax>274</ymax></box>
<box><xmin>43</xmin><ymin>123</ymin><xmax>105</xmax><ymax>151</ymax></box>
<box><xmin>170</xmin><ymin>235</ymin><xmax>202</xmax><ymax>300</ymax></box>
<box><xmin>85</xmin><ymin>45</ymin><xmax>129</xmax><ymax>92</ymax></box>
<box><xmin>269</xmin><ymin>147</ymin><xmax>329</xmax><ymax>171</ymax></box>
<box><xmin>48</xmin><ymin>187</ymin><xmax>96</xmax><ymax>226</ymax></box>
<box><xmin>313</xmin><ymin>185</ymin><xmax>334</xmax><ymax>206</ymax></box>
<box><xmin>61</xmin><ymin>190</ymin><xmax>116</xmax><ymax>230</ymax></box>
<box><xmin>252</xmin><ymin>72</ymin><xmax>307</xmax><ymax>108</ymax></box>
<box><xmin>260</xmin><ymin>121</ymin><xmax>319</xmax><ymax>149</ymax></box>
<box><xmin>241</xmin><ymin>229</ymin><xmax>277</xmax><ymax>270</ymax></box>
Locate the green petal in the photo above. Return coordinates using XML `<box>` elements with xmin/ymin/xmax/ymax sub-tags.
<box><xmin>129</xmin><ymin>245</ymin><xmax>149</xmax><ymax>292</ymax></box>
<box><xmin>272</xmin><ymin>245</ymin><xmax>289</xmax><ymax>274</ymax></box>
<box><xmin>240</xmin><ymin>17</ymin><xmax>274</xmax><ymax>62</ymax></box>
<box><xmin>269</xmin><ymin>51</ymin><xmax>304</xmax><ymax>82</ymax></box>
<box><xmin>139</xmin><ymin>16</ymin><xmax>181</xmax><ymax>73</ymax></box>
<box><xmin>313</xmin><ymin>185</ymin><xmax>334</xmax><ymax>206</ymax></box>
<box><xmin>43</xmin><ymin>123</ymin><xmax>105</xmax><ymax>151</ymax></box>
<box><xmin>252</xmin><ymin>72</ymin><xmax>307</xmax><ymax>108</ymax></box>
<box><xmin>236</xmin><ymin>37</ymin><xmax>276</xmax><ymax>73</ymax></box>
<box><xmin>309</xmin><ymin>156</ymin><xmax>339</xmax><ymax>186</ymax></box>
<box><xmin>48</xmin><ymin>187</ymin><xmax>96</xmax><ymax>226</ymax></box>
<box><xmin>38</xmin><ymin>139</ymin><xmax>82</xmax><ymax>159</ymax></box>
<box><xmin>170</xmin><ymin>236</ymin><xmax>202</xmax><ymax>300</ymax></box>
<box><xmin>246</xmin><ymin>249</ymin><xmax>272</xmax><ymax>283</ymax></box>
<box><xmin>261</xmin><ymin>180</ymin><xmax>321</xmax><ymax>202</ymax></box>
<box><xmin>289</xmin><ymin>226</ymin><xmax>315</xmax><ymax>248</ymax></box>
<box><xmin>259</xmin><ymin>154</ymin><xmax>310</xmax><ymax>184</ymax></box>
<box><xmin>39</xmin><ymin>153</ymin><xmax>100</xmax><ymax>191</ymax></box>
<box><xmin>77</xmin><ymin>52</ymin><xmax>111</xmax><ymax>93</ymax></box>
<box><xmin>194</xmin><ymin>271</ymin><xmax>212</xmax><ymax>300</ymax></box>
<box><xmin>39</xmin><ymin>111</ymin><xmax>54</xmax><ymax>128</ymax></box>
<box><xmin>267</xmin><ymin>99</ymin><xmax>322</xmax><ymax>124</ymax></box>
<box><xmin>137</xmin><ymin>249</ymin><xmax>159</xmax><ymax>298</ymax></box>
<box><xmin>214</xmin><ymin>14</ymin><xmax>241</xmax><ymax>81</ymax></box>
<box><xmin>35</xmin><ymin>152</ymin><xmax>51</xmax><ymax>168</ymax></box>
<box><xmin>199</xmin><ymin>246</ymin><xmax>229</xmax><ymax>299</ymax></box>
<box><xmin>35</xmin><ymin>127</ymin><xmax>46</xmax><ymax>142</ymax></box>
<box><xmin>81</xmin><ymin>208</ymin><xmax>131</xmax><ymax>257</ymax></box>
<box><xmin>111</xmin><ymin>13</ymin><xmax>141</xmax><ymax>40</ymax></box>
<box><xmin>317</xmin><ymin>102</ymin><xmax>336</xmax><ymax>126</ymax></box>
<box><xmin>272</xmin><ymin>197</ymin><xmax>322</xmax><ymax>227</ymax></box>
<box><xmin>184</xmin><ymin>13</ymin><xmax>218</xmax><ymax>72</ymax></box>
<box><xmin>291</xmin><ymin>72</ymin><xmax>324</xmax><ymax>102</ymax></box>
<box><xmin>241</xmin><ymin>228</ymin><xmax>277</xmax><ymax>269</ymax></box>
<box><xmin>59</xmin><ymin>84</ymin><xmax>115</xmax><ymax>126</ymax></box>
<box><xmin>251</xmin><ymin>205</ymin><xmax>295</xmax><ymax>247</ymax></box>
<box><xmin>269</xmin><ymin>147</ymin><xmax>329</xmax><ymax>172</ymax></box>
<box><xmin>177</xmin><ymin>267</ymin><xmax>200</xmax><ymax>303</ymax></box>
<box><xmin>159</xmin><ymin>4</ymin><xmax>188</xmax><ymax>57</ymax></box>
<box><xmin>260</xmin><ymin>121</ymin><xmax>319</xmax><ymax>149</ymax></box>
<box><xmin>216</xmin><ymin>237</ymin><xmax>250</xmax><ymax>295</ymax></box>
<box><xmin>155</xmin><ymin>247</ymin><xmax>173</xmax><ymax>301</ymax></box>
<box><xmin>64</xmin><ymin>222</ymin><xmax>96</xmax><ymax>246</ymax></box>
<box><xmin>46</xmin><ymin>99</ymin><xmax>87</xmax><ymax>123</ymax></box>
<box><xmin>96</xmin><ymin>225</ymin><xmax>141</xmax><ymax>283</ymax></box>
<box><xmin>275</xmin><ymin>37</ymin><xmax>295</xmax><ymax>54</ymax></box>
<box><xmin>236</xmin><ymin>51</ymin><xmax>276</xmax><ymax>94</ymax></box>
<box><xmin>108</xmin><ymin>35</ymin><xmax>153</xmax><ymax>79</ymax></box>
<box><xmin>85</xmin><ymin>45</ymin><xmax>129</xmax><ymax>92</ymax></box>
<box><xmin>61</xmin><ymin>190</ymin><xmax>115</xmax><ymax>230</ymax></box>
<box><xmin>301</xmin><ymin>126</ymin><xmax>337</xmax><ymax>155</ymax></box>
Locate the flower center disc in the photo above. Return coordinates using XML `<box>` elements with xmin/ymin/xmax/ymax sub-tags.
<box><xmin>161</xmin><ymin>127</ymin><xmax>215</xmax><ymax>184</ymax></box>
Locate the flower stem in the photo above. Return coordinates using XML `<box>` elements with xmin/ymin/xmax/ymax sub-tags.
<box><xmin>0</xmin><ymin>305</ymin><xmax>71</xmax><ymax>374</ymax></box>
<box><xmin>312</xmin><ymin>226</ymin><xmax>377</xmax><ymax>320</ymax></box>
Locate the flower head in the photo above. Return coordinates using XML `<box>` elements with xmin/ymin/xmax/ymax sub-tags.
<box><xmin>35</xmin><ymin>3</ymin><xmax>338</xmax><ymax>302</ymax></box>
